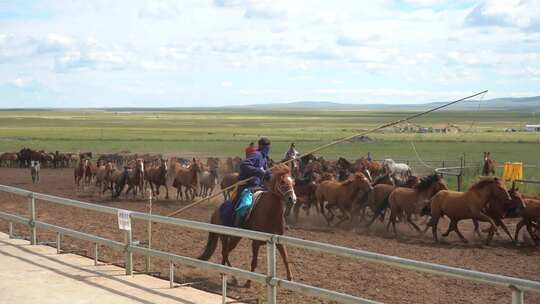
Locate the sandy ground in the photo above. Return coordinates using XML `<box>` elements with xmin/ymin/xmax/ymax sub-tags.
<box><xmin>0</xmin><ymin>167</ymin><xmax>538</xmax><ymax>304</ymax></box>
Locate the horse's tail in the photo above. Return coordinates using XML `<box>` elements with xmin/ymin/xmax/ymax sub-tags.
<box><xmin>198</xmin><ymin>232</ymin><xmax>219</xmax><ymax>261</ymax></box>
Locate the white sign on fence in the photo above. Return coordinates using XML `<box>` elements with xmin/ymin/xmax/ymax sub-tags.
<box><xmin>118</xmin><ymin>210</ymin><xmax>131</xmax><ymax>231</ymax></box>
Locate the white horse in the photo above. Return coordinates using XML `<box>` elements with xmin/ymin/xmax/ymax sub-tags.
<box><xmin>30</xmin><ymin>160</ymin><xmax>40</xmax><ymax>184</ymax></box>
<box><xmin>381</xmin><ymin>159</ymin><xmax>412</xmax><ymax>186</ymax></box>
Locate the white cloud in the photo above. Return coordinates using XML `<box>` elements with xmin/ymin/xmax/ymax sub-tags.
<box><xmin>1</xmin><ymin>0</ymin><xmax>539</xmax><ymax>107</ymax></box>
<box><xmin>9</xmin><ymin>77</ymin><xmax>30</xmax><ymax>88</ymax></box>
<box><xmin>138</xmin><ymin>0</ymin><xmax>182</xmax><ymax>19</ymax></box>
<box><xmin>465</xmin><ymin>0</ymin><xmax>540</xmax><ymax>32</ymax></box>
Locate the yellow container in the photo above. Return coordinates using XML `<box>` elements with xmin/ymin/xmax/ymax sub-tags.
<box><xmin>502</xmin><ymin>162</ymin><xmax>523</xmax><ymax>182</ymax></box>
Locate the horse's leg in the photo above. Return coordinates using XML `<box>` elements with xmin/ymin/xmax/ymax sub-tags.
<box><xmin>164</xmin><ymin>183</ymin><xmax>169</xmax><ymax>199</ymax></box>
<box><xmin>406</xmin><ymin>212</ymin><xmax>422</xmax><ymax>233</ymax></box>
<box><xmin>525</xmin><ymin>222</ymin><xmax>539</xmax><ymax>246</ymax></box>
<box><xmin>245</xmin><ymin>240</ymin><xmax>262</xmax><ymax>288</ymax></box>
<box><xmin>452</xmin><ymin>221</ymin><xmax>468</xmax><ymax>243</ymax></box>
<box><xmin>431</xmin><ymin>216</ymin><xmax>440</xmax><ymax>242</ymax></box>
<box><xmin>293</xmin><ymin>201</ymin><xmax>301</xmax><ymax>223</ymax></box>
<box><xmin>223</xmin><ymin>236</ymin><xmax>242</xmax><ymax>285</ymax></box>
<box><xmin>335</xmin><ymin>205</ymin><xmax>350</xmax><ymax>227</ymax></box>
<box><xmin>441</xmin><ymin>220</ymin><xmax>454</xmax><ymax>237</ymax></box>
<box><xmin>495</xmin><ymin>219</ymin><xmax>514</xmax><ymax>244</ymax></box>
<box><xmin>472</xmin><ymin>219</ymin><xmax>482</xmax><ymax>239</ymax></box>
<box><xmin>471</xmin><ymin>209</ymin><xmax>498</xmax><ymax>235</ymax></box>
<box><xmin>514</xmin><ymin>219</ymin><xmax>526</xmax><ymax>244</ymax></box>
<box><xmin>277</xmin><ymin>243</ymin><xmax>293</xmax><ymax>281</ymax></box>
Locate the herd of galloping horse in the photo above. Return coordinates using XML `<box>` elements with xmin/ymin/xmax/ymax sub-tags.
<box><xmin>1</xmin><ymin>148</ymin><xmax>539</xmax><ymax>245</ymax></box>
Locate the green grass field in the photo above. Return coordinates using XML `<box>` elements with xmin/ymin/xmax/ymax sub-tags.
<box><xmin>0</xmin><ymin>109</ymin><xmax>539</xmax><ymax>190</ymax></box>
<box><xmin>1</xmin><ymin>110</ymin><xmax>538</xmax><ymax>157</ymax></box>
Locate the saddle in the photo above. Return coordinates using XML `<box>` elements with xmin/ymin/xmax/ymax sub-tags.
<box><xmin>244</xmin><ymin>191</ymin><xmax>264</xmax><ymax>223</ymax></box>
<box><xmin>219</xmin><ymin>190</ymin><xmax>265</xmax><ymax>227</ymax></box>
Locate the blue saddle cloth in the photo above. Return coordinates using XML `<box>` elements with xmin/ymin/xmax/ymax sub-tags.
<box><xmin>219</xmin><ymin>200</ymin><xmax>235</xmax><ymax>227</ymax></box>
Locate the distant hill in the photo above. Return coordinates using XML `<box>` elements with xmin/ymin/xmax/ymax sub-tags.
<box><xmin>238</xmin><ymin>96</ymin><xmax>540</xmax><ymax>111</ymax></box>
<box><xmin>1</xmin><ymin>96</ymin><xmax>539</xmax><ymax>112</ymax></box>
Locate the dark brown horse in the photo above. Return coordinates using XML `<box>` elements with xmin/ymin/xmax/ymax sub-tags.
<box><xmin>198</xmin><ymin>164</ymin><xmax>296</xmax><ymax>288</ymax></box>
<box><xmin>482</xmin><ymin>152</ymin><xmax>496</xmax><ymax>176</ymax></box>
<box><xmin>472</xmin><ymin>187</ymin><xmax>525</xmax><ymax>244</ymax></box>
<box><xmin>146</xmin><ymin>159</ymin><xmax>169</xmax><ymax>199</ymax></box>
<box><xmin>514</xmin><ymin>197</ymin><xmax>540</xmax><ymax>245</ymax></box>
<box><xmin>387</xmin><ymin>174</ymin><xmax>448</xmax><ymax>236</ymax></box>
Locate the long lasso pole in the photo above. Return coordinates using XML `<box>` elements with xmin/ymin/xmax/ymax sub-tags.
<box><xmin>167</xmin><ymin>90</ymin><xmax>488</xmax><ymax>217</ymax></box>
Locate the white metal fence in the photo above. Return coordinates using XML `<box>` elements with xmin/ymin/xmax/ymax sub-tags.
<box><xmin>1</xmin><ymin>184</ymin><xmax>539</xmax><ymax>304</ymax></box>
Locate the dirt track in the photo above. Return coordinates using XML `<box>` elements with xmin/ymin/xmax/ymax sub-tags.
<box><xmin>0</xmin><ymin>167</ymin><xmax>539</xmax><ymax>304</ymax></box>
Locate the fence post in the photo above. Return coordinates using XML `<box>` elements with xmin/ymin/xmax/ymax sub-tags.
<box><xmin>94</xmin><ymin>243</ymin><xmax>99</xmax><ymax>266</ymax></box>
<box><xmin>267</xmin><ymin>237</ymin><xmax>277</xmax><ymax>304</ymax></box>
<box><xmin>56</xmin><ymin>233</ymin><xmax>61</xmax><ymax>254</ymax></box>
<box><xmin>511</xmin><ymin>286</ymin><xmax>524</xmax><ymax>304</ymax></box>
<box><xmin>124</xmin><ymin>229</ymin><xmax>133</xmax><ymax>276</ymax></box>
<box><xmin>8</xmin><ymin>222</ymin><xmax>13</xmax><ymax>238</ymax></box>
<box><xmin>28</xmin><ymin>193</ymin><xmax>36</xmax><ymax>245</ymax></box>
<box><xmin>169</xmin><ymin>262</ymin><xmax>175</xmax><ymax>288</ymax></box>
<box><xmin>146</xmin><ymin>191</ymin><xmax>153</xmax><ymax>273</ymax></box>
<box><xmin>222</xmin><ymin>274</ymin><xmax>227</xmax><ymax>304</ymax></box>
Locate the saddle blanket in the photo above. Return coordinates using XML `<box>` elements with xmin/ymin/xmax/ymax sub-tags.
<box><xmin>219</xmin><ymin>191</ymin><xmax>264</xmax><ymax>227</ymax></box>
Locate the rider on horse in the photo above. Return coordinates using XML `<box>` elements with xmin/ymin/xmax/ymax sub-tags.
<box><xmin>234</xmin><ymin>137</ymin><xmax>272</xmax><ymax>227</ymax></box>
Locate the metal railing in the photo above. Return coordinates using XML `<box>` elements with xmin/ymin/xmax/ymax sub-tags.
<box><xmin>1</xmin><ymin>184</ymin><xmax>540</xmax><ymax>304</ymax></box>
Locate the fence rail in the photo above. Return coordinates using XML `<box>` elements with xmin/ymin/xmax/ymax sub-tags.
<box><xmin>1</xmin><ymin>184</ymin><xmax>539</xmax><ymax>304</ymax></box>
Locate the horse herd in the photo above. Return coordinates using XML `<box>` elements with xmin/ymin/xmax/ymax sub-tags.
<box><xmin>70</xmin><ymin>153</ymin><xmax>540</xmax><ymax>245</ymax></box>
<box><xmin>0</xmin><ymin>148</ymin><xmax>165</xmax><ymax>169</ymax></box>
<box><xmin>71</xmin><ymin>155</ymin><xmax>240</xmax><ymax>202</ymax></box>
<box><xmin>3</xmin><ymin>149</ymin><xmax>539</xmax><ymax>246</ymax></box>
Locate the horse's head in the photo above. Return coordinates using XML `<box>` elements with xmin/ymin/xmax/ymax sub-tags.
<box><xmin>415</xmin><ymin>174</ymin><xmax>448</xmax><ymax>195</ymax></box>
<box><xmin>161</xmin><ymin>159</ymin><xmax>168</xmax><ymax>172</ymax></box>
<box><xmin>351</xmin><ymin>172</ymin><xmax>374</xmax><ymax>193</ymax></box>
<box><xmin>270</xmin><ymin>164</ymin><xmax>297</xmax><ymax>209</ymax></box>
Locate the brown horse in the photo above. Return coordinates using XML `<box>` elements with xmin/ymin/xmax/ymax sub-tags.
<box><xmin>316</xmin><ymin>172</ymin><xmax>373</xmax><ymax>226</ymax></box>
<box><xmin>387</xmin><ymin>174</ymin><xmax>448</xmax><ymax>236</ymax></box>
<box><xmin>74</xmin><ymin>159</ymin><xmax>88</xmax><ymax>189</ymax></box>
<box><xmin>125</xmin><ymin>159</ymin><xmax>145</xmax><ymax>199</ymax></box>
<box><xmin>472</xmin><ymin>187</ymin><xmax>525</xmax><ymax>244</ymax></box>
<box><xmin>199</xmin><ymin>158</ymin><xmax>219</xmax><ymax>197</ymax></box>
<box><xmin>146</xmin><ymin>159</ymin><xmax>169</xmax><ymax>199</ymax></box>
<box><xmin>94</xmin><ymin>161</ymin><xmax>109</xmax><ymax>196</ymax></box>
<box><xmin>430</xmin><ymin>177</ymin><xmax>511</xmax><ymax>244</ymax></box>
<box><xmin>0</xmin><ymin>152</ymin><xmax>18</xmax><ymax>167</ymax></box>
<box><xmin>173</xmin><ymin>158</ymin><xmax>202</xmax><ymax>201</ymax></box>
<box><xmin>482</xmin><ymin>152</ymin><xmax>496</xmax><ymax>176</ymax></box>
<box><xmin>354</xmin><ymin>158</ymin><xmax>383</xmax><ymax>179</ymax></box>
<box><xmin>514</xmin><ymin>197</ymin><xmax>540</xmax><ymax>245</ymax></box>
<box><xmin>103</xmin><ymin>162</ymin><xmax>129</xmax><ymax>199</ymax></box>
<box><xmin>85</xmin><ymin>160</ymin><xmax>97</xmax><ymax>185</ymax></box>
<box><xmin>220</xmin><ymin>172</ymin><xmax>239</xmax><ymax>200</ymax></box>
<box><xmin>197</xmin><ymin>164</ymin><xmax>296</xmax><ymax>287</ymax></box>
<box><xmin>199</xmin><ymin>168</ymin><xmax>218</xmax><ymax>197</ymax></box>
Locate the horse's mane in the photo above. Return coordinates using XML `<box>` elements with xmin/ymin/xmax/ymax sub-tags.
<box><xmin>414</xmin><ymin>174</ymin><xmax>442</xmax><ymax>191</ymax></box>
<box><xmin>468</xmin><ymin>177</ymin><xmax>501</xmax><ymax>191</ymax></box>
<box><xmin>271</xmin><ymin>164</ymin><xmax>290</xmax><ymax>177</ymax></box>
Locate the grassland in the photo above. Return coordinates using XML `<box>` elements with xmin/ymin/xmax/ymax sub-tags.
<box><xmin>1</xmin><ymin>109</ymin><xmax>539</xmax><ymax>191</ymax></box>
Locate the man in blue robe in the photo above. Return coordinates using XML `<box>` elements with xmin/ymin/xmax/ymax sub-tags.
<box><xmin>233</xmin><ymin>137</ymin><xmax>272</xmax><ymax>227</ymax></box>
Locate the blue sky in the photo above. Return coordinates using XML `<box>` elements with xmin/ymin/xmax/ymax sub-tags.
<box><xmin>0</xmin><ymin>0</ymin><xmax>539</xmax><ymax>108</ymax></box>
